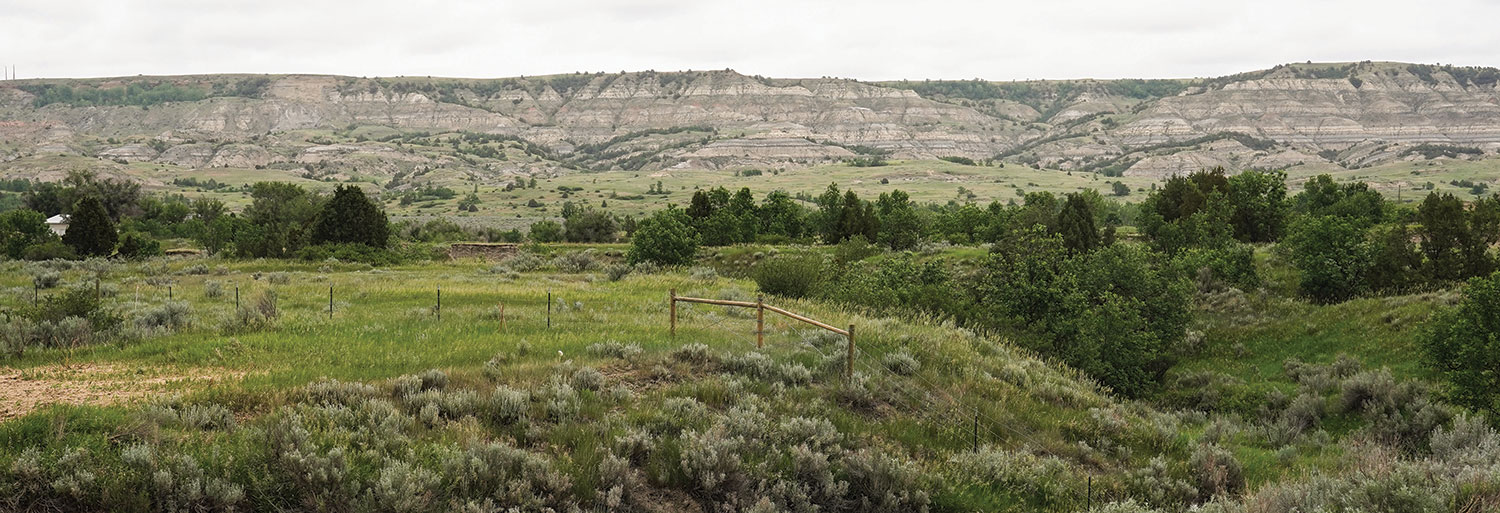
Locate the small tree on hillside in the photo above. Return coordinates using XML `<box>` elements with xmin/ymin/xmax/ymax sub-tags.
<box><xmin>529</xmin><ymin>220</ymin><xmax>564</xmax><ymax>243</ymax></box>
<box><xmin>1422</xmin><ymin>271</ymin><xmax>1500</xmax><ymax>417</ymax></box>
<box><xmin>62</xmin><ymin>195</ymin><xmax>117</xmax><ymax>257</ymax></box>
<box><xmin>311</xmin><ymin>185</ymin><xmax>389</xmax><ymax>248</ymax></box>
<box><xmin>628</xmin><ymin>208</ymin><xmax>699</xmax><ymax>266</ymax></box>
<box><xmin>1284</xmin><ymin>215</ymin><xmax>1371</xmax><ymax>303</ymax></box>
<box><xmin>1057</xmin><ymin>192</ymin><xmax>1100</xmax><ymax>254</ymax></box>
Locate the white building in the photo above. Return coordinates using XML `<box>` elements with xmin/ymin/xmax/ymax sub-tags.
<box><xmin>45</xmin><ymin>214</ymin><xmax>69</xmax><ymax>236</ymax></box>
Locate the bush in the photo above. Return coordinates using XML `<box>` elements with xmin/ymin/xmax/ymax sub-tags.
<box><xmin>1190</xmin><ymin>444</ymin><xmax>1245</xmax><ymax>501</ymax></box>
<box><xmin>604</xmin><ymin>263</ymin><xmax>631</xmax><ymax>281</ymax></box>
<box><xmin>752</xmin><ymin>253</ymin><xmax>824</xmax><ymax>298</ymax></box>
<box><xmin>833</xmin><ymin>235</ymin><xmax>880</xmax><ymax>263</ymax></box>
<box><xmin>671</xmin><ymin>343</ymin><xmax>716</xmax><ymax>365</ymax></box>
<box><xmin>22</xmin><ymin>240</ymin><xmax>77</xmax><ymax>260</ymax></box>
<box><xmin>133</xmin><ymin>301</ymin><xmax>191</xmax><ymax>332</ymax></box>
<box><xmin>949</xmin><ymin>447</ymin><xmax>1079</xmax><ymax>506</ymax></box>
<box><xmin>1284</xmin><ymin>215</ymin><xmax>1371</xmax><ymax>303</ymax></box>
<box><xmin>361</xmin><ymin>461</ymin><xmax>438</xmax><ymax>513</ymax></box>
<box><xmin>29</xmin><ymin>268</ymin><xmax>61</xmax><ymax>289</ymax></box>
<box><xmin>302</xmin><ymin>378</ymin><xmax>380</xmax><ymax>407</ymax></box>
<box><xmin>203</xmin><ymin>280</ymin><xmax>224</xmax><ymax>298</ymax></box>
<box><xmin>679</xmin><ymin>426</ymin><xmax>747</xmax><ymax>503</ymax></box>
<box><xmin>114</xmin><ymin>231</ymin><xmax>162</xmax><ymax>259</ymax></box>
<box><xmin>266</xmin><ymin>272</ymin><xmax>291</xmax><ymax>284</ymax></box>
<box><xmin>841</xmin><ymin>448</ymin><xmax>931</xmax><ymax>513</ymax></box>
<box><xmin>571</xmin><ymin>367</ymin><xmax>605</xmax><ymax>391</ymax></box>
<box><xmin>552</xmin><ymin>250</ymin><xmax>598</xmax><ymax>273</ymax></box>
<box><xmin>505</xmin><ymin>252</ymin><xmax>545</xmax><ymax>272</ymax></box>
<box><xmin>628</xmin><ymin>208</ymin><xmax>699</xmax><ymax>266</ymax></box>
<box><xmin>1421</xmin><ymin>271</ymin><xmax>1500</xmax><ymax>417</ymax></box>
<box><xmin>488</xmin><ymin>386</ymin><xmax>530</xmax><ymax>423</ymax></box>
<box><xmin>536</xmin><ymin>379</ymin><xmax>579</xmax><ymax>422</ymax></box>
<box><xmin>586</xmin><ymin>341</ymin><xmax>643</xmax><ymax>360</ymax></box>
<box><xmin>1172</xmin><ymin>244</ymin><xmax>1259</xmax><ymax>292</ymax></box>
<box><xmin>882</xmin><ymin>350</ymin><xmax>921</xmax><ymax>376</ymax></box>
<box><xmin>222</xmin><ymin>290</ymin><xmax>278</xmax><ymax>333</ymax></box>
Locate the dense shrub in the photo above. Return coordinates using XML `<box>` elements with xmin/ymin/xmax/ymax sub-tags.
<box><xmin>1190</xmin><ymin>444</ymin><xmax>1245</xmax><ymax>501</ymax></box>
<box><xmin>882</xmin><ymin>350</ymin><xmax>921</xmax><ymax>376</ymax></box>
<box><xmin>751</xmin><ymin>253</ymin><xmax>824</xmax><ymax>298</ymax></box>
<box><xmin>1422</xmin><ymin>271</ymin><xmax>1500</xmax><ymax>417</ymax></box>
<box><xmin>552</xmin><ymin>250</ymin><xmax>598</xmax><ymax>273</ymax></box>
<box><xmin>628</xmin><ymin>208</ymin><xmax>699</xmax><ymax>266</ymax></box>
<box><xmin>973</xmin><ymin>229</ymin><xmax>1192</xmax><ymax>397</ymax></box>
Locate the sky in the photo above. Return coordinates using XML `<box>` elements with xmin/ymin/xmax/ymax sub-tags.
<box><xmin>4</xmin><ymin>0</ymin><xmax>1499</xmax><ymax>81</ymax></box>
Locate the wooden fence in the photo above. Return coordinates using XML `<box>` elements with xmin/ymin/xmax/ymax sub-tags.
<box><xmin>669</xmin><ymin>288</ymin><xmax>855</xmax><ymax>381</ymax></box>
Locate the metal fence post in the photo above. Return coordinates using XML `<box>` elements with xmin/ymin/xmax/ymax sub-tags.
<box><xmin>436</xmin><ymin>286</ymin><xmax>441</xmax><ymax>321</ymax></box>
<box><xmin>669</xmin><ymin>288</ymin><xmax>677</xmax><ymax>337</ymax></box>
<box><xmin>329</xmin><ymin>286</ymin><xmax>334</xmax><ymax>319</ymax></box>
<box><xmin>547</xmin><ymin>289</ymin><xmax>552</xmax><ymax>328</ymax></box>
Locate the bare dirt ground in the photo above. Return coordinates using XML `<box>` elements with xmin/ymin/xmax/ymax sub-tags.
<box><xmin>0</xmin><ymin>363</ymin><xmax>243</xmax><ymax>420</ymax></box>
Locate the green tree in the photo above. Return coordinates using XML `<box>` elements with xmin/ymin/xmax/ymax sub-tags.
<box><xmin>1226</xmin><ymin>169</ymin><xmax>1288</xmax><ymax>242</ymax></box>
<box><xmin>1421</xmin><ymin>271</ymin><xmax>1500</xmax><ymax>416</ymax></box>
<box><xmin>1284</xmin><ymin>215</ymin><xmax>1371</xmax><ymax>303</ymax></box>
<box><xmin>837</xmin><ymin>190</ymin><xmax>878</xmax><ymax>244</ymax></box>
<box><xmin>115</xmin><ymin>231</ymin><xmax>162</xmax><ymax>259</ymax></box>
<box><xmin>972</xmin><ymin>227</ymin><xmax>1190</xmax><ymax>397</ymax></box>
<box><xmin>311</xmin><ymin>185</ymin><xmax>390</xmax><ymax>248</ymax></box>
<box><xmin>1138</xmin><ymin>170</ymin><xmax>1235</xmax><ymax>253</ymax></box>
<box><xmin>628</xmin><ymin>207</ymin><xmax>699</xmax><ymax>266</ymax></box>
<box><xmin>529</xmin><ymin>220</ymin><xmax>564</xmax><ymax>243</ymax></box>
<box><xmin>758</xmin><ymin>190</ymin><xmax>806</xmax><ymax>240</ymax></box>
<box><xmin>61</xmin><ymin>196</ymin><xmax>117</xmax><ymax>257</ymax></box>
<box><xmin>564</xmin><ymin>209</ymin><xmax>618</xmax><ymax>243</ymax></box>
<box><xmin>196</xmin><ymin>215</ymin><xmax>246</xmax><ymax>256</ymax></box>
<box><xmin>1367</xmin><ymin>223</ymin><xmax>1424</xmax><ymax>293</ymax></box>
<box><xmin>1056</xmin><ymin>192</ymin><xmax>1100</xmax><ymax>254</ymax></box>
<box><xmin>191</xmin><ymin>198</ymin><xmax>227</xmax><ymax>223</ymax></box>
<box><xmin>1295</xmin><ymin>174</ymin><xmax>1384</xmax><ymax>224</ymax></box>
<box><xmin>1417</xmin><ymin>192</ymin><xmax>1492</xmax><ymax>281</ymax></box>
<box><xmin>0</xmin><ymin>209</ymin><xmax>55</xmax><ymax>259</ymax></box>
<box><xmin>813</xmin><ymin>183</ymin><xmax>844</xmax><ymax>243</ymax></box>
<box><xmin>875</xmin><ymin>190</ymin><xmax>923</xmax><ymax>250</ymax></box>
<box><xmin>240</xmin><ymin>182</ymin><xmax>322</xmax><ymax>258</ymax></box>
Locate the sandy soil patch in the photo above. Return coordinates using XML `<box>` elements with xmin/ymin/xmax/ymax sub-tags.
<box><xmin>0</xmin><ymin>363</ymin><xmax>245</xmax><ymax>420</ymax></box>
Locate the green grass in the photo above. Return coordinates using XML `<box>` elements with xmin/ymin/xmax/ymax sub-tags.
<box><xmin>0</xmin><ymin>249</ymin><xmax>1480</xmax><ymax>511</ymax></box>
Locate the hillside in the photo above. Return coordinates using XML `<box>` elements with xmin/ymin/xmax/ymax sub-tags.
<box><xmin>2</xmin><ymin>61</ymin><xmax>1499</xmax><ymax>188</ymax></box>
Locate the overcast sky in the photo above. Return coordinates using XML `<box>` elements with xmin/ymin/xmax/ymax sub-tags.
<box><xmin>5</xmin><ymin>0</ymin><xmax>1498</xmax><ymax>81</ymax></box>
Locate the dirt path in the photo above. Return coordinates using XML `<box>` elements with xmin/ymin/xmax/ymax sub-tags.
<box><xmin>0</xmin><ymin>363</ymin><xmax>244</xmax><ymax>420</ymax></box>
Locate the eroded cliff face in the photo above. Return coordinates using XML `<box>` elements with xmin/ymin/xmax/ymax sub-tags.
<box><xmin>1</xmin><ymin>62</ymin><xmax>1498</xmax><ymax>180</ymax></box>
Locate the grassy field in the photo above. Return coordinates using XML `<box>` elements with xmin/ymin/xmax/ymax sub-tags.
<box><xmin>6</xmin><ymin>247</ymin><xmax>1462</xmax><ymax>511</ymax></box>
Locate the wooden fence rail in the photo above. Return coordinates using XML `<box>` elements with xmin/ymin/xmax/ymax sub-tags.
<box><xmin>670</xmin><ymin>288</ymin><xmax>855</xmax><ymax>382</ymax></box>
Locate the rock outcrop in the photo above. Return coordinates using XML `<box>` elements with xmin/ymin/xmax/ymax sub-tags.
<box><xmin>1</xmin><ymin>62</ymin><xmax>1497</xmax><ymax>180</ymax></box>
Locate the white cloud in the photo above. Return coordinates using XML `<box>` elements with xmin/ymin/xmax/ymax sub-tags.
<box><xmin>1</xmin><ymin>0</ymin><xmax>1494</xmax><ymax>80</ymax></box>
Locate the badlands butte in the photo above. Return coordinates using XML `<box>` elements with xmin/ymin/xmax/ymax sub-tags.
<box><xmin>2</xmin><ymin>60</ymin><xmax>1499</xmax><ymax>217</ymax></box>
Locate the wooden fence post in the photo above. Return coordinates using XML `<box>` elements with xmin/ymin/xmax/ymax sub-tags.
<box><xmin>846</xmin><ymin>324</ymin><xmax>856</xmax><ymax>383</ymax></box>
<box><xmin>669</xmin><ymin>288</ymin><xmax>677</xmax><ymax>338</ymax></box>
<box><xmin>756</xmin><ymin>295</ymin><xmax>764</xmax><ymax>348</ymax></box>
<box><xmin>498</xmin><ymin>303</ymin><xmax>506</xmax><ymax>332</ymax></box>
